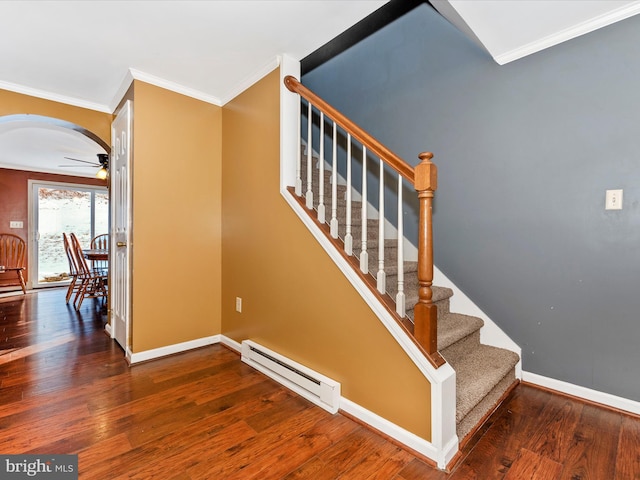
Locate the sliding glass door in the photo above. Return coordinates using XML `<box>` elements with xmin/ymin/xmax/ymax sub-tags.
<box><xmin>30</xmin><ymin>181</ymin><xmax>108</xmax><ymax>288</ymax></box>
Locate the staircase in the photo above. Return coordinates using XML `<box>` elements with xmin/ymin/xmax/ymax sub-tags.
<box><xmin>298</xmin><ymin>151</ymin><xmax>519</xmax><ymax>442</ymax></box>
<box><xmin>284</xmin><ymin>75</ymin><xmax>520</xmax><ymax>462</ymax></box>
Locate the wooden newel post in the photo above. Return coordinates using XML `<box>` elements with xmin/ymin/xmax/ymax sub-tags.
<box><xmin>414</xmin><ymin>152</ymin><xmax>438</xmax><ymax>356</ymax></box>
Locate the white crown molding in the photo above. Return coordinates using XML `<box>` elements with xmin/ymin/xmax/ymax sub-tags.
<box><xmin>495</xmin><ymin>2</ymin><xmax>640</xmax><ymax>65</ymax></box>
<box><xmin>112</xmin><ymin>58</ymin><xmax>282</xmax><ymax>110</ymax></box>
<box><xmin>128</xmin><ymin>68</ymin><xmax>223</xmax><ymax>106</ymax></box>
<box><xmin>219</xmin><ymin>56</ymin><xmax>281</xmax><ymax>106</ymax></box>
<box><xmin>108</xmin><ymin>69</ymin><xmax>135</xmax><ymax>113</ymax></box>
<box><xmin>0</xmin><ymin>79</ymin><xmax>111</xmax><ymax>113</ymax></box>
<box><xmin>2</xmin><ymin>55</ymin><xmax>285</xmax><ymax>113</ymax></box>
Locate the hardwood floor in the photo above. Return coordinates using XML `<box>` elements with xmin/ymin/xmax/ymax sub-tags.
<box><xmin>0</xmin><ymin>288</ymin><xmax>639</xmax><ymax>479</ymax></box>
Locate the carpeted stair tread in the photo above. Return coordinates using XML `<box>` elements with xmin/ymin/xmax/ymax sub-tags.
<box><xmin>345</xmin><ymin>221</ymin><xmax>382</xmax><ymax>240</ymax></box>
<box><xmin>400</xmin><ymin>283</ymin><xmax>452</xmax><ymax>313</ymax></box>
<box><xmin>446</xmin><ymin>345</ymin><xmax>519</xmax><ymax>423</ymax></box>
<box><xmin>352</xmin><ymin>237</ymin><xmax>398</xmax><ymax>252</ymax></box>
<box><xmin>437</xmin><ymin>313</ymin><xmax>484</xmax><ymax>352</ymax></box>
<box><xmin>383</xmin><ymin>260</ymin><xmax>418</xmax><ymax>276</ymax></box>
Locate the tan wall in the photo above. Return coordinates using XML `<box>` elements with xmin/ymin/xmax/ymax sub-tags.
<box><xmin>130</xmin><ymin>81</ymin><xmax>222</xmax><ymax>352</ymax></box>
<box><xmin>221</xmin><ymin>69</ymin><xmax>432</xmax><ymax>441</ymax></box>
<box><xmin>0</xmin><ymin>89</ymin><xmax>111</xmax><ymax>143</ymax></box>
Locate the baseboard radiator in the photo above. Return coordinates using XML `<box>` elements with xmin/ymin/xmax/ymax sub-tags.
<box><xmin>241</xmin><ymin>340</ymin><xmax>341</xmax><ymax>414</ymax></box>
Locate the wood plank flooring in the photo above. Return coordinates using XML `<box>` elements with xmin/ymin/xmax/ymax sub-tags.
<box><xmin>0</xmin><ymin>288</ymin><xmax>639</xmax><ymax>479</ymax></box>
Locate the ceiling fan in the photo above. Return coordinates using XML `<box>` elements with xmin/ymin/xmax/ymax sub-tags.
<box><xmin>59</xmin><ymin>153</ymin><xmax>109</xmax><ymax>179</ymax></box>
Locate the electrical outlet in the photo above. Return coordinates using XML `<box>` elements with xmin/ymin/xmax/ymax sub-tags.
<box><xmin>235</xmin><ymin>297</ymin><xmax>242</xmax><ymax>313</ymax></box>
<box><xmin>9</xmin><ymin>221</ymin><xmax>23</xmax><ymax>229</ymax></box>
<box><xmin>605</xmin><ymin>189</ymin><xmax>623</xmax><ymax>210</ymax></box>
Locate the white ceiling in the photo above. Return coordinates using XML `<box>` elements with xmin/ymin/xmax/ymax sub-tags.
<box><xmin>0</xmin><ymin>0</ymin><xmax>389</xmax><ymax>111</ymax></box>
<box><xmin>0</xmin><ymin>118</ymin><xmax>108</xmax><ymax>177</ymax></box>
<box><xmin>431</xmin><ymin>0</ymin><xmax>640</xmax><ymax>64</ymax></box>
<box><xmin>1</xmin><ymin>0</ymin><xmax>639</xmax><ymax>178</ymax></box>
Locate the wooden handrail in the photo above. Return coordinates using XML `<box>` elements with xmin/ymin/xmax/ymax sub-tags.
<box><xmin>284</xmin><ymin>75</ymin><xmax>415</xmax><ymax>183</ymax></box>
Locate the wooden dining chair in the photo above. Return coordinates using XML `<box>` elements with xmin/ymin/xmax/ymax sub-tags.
<box><xmin>90</xmin><ymin>233</ymin><xmax>109</xmax><ymax>274</ymax></box>
<box><xmin>69</xmin><ymin>233</ymin><xmax>107</xmax><ymax>309</ymax></box>
<box><xmin>90</xmin><ymin>234</ymin><xmax>109</xmax><ymax>249</ymax></box>
<box><xmin>0</xmin><ymin>233</ymin><xmax>27</xmax><ymax>294</ymax></box>
<box><xmin>62</xmin><ymin>233</ymin><xmax>82</xmax><ymax>304</ymax></box>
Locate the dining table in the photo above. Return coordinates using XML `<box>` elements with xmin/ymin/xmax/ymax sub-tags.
<box><xmin>82</xmin><ymin>249</ymin><xmax>109</xmax><ymax>261</ymax></box>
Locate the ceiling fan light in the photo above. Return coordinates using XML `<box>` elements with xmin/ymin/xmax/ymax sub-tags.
<box><xmin>96</xmin><ymin>166</ymin><xmax>108</xmax><ymax>180</ymax></box>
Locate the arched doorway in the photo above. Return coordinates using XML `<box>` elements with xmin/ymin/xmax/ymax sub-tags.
<box><xmin>0</xmin><ymin>114</ymin><xmax>110</xmax><ymax>290</ymax></box>
<box><xmin>0</xmin><ymin>114</ymin><xmax>110</xmax><ymax>174</ymax></box>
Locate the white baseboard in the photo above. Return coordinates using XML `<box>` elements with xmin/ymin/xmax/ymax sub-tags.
<box><xmin>220</xmin><ymin>335</ymin><xmax>241</xmax><ymax>352</ymax></box>
<box><xmin>523</xmin><ymin>371</ymin><xmax>640</xmax><ymax>416</ymax></box>
<box><xmin>340</xmin><ymin>397</ymin><xmax>452</xmax><ymax>470</ymax></box>
<box><xmin>0</xmin><ymin>290</ymin><xmax>32</xmax><ymax>298</ymax></box>
<box><xmin>127</xmin><ymin>334</ymin><xmax>221</xmax><ymax>364</ymax></box>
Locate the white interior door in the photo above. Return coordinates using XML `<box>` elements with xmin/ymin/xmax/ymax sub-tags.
<box><xmin>110</xmin><ymin>100</ymin><xmax>132</xmax><ymax>352</ymax></box>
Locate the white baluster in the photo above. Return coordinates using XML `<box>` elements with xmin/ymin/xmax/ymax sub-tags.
<box><xmin>360</xmin><ymin>146</ymin><xmax>368</xmax><ymax>273</ymax></box>
<box><xmin>330</xmin><ymin>121</ymin><xmax>338</xmax><ymax>238</ymax></box>
<box><xmin>396</xmin><ymin>174</ymin><xmax>406</xmax><ymax>316</ymax></box>
<box><xmin>306</xmin><ymin>101</ymin><xmax>313</xmax><ymax>209</ymax></box>
<box><xmin>377</xmin><ymin>159</ymin><xmax>385</xmax><ymax>293</ymax></box>
<box><xmin>295</xmin><ymin>98</ymin><xmax>302</xmax><ymax>196</ymax></box>
<box><xmin>345</xmin><ymin>134</ymin><xmax>353</xmax><ymax>256</ymax></box>
<box><xmin>317</xmin><ymin>112</ymin><xmax>325</xmax><ymax>223</ymax></box>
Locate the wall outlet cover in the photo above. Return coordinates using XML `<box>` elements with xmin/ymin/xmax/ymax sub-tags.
<box><xmin>605</xmin><ymin>189</ymin><xmax>623</xmax><ymax>210</ymax></box>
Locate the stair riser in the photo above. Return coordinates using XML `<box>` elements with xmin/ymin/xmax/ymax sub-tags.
<box><xmin>456</xmin><ymin>370</ymin><xmax>516</xmax><ymax>441</ymax></box>
<box><xmin>342</xmin><ymin>222</ymin><xmax>381</xmax><ymax>238</ymax></box>
<box><xmin>388</xmin><ymin>279</ymin><xmax>450</xmax><ymax>315</ymax></box>
<box><xmin>302</xmin><ymin>181</ymin><xmax>346</xmax><ymax>195</ymax></box>
<box><xmin>440</xmin><ymin>331</ymin><xmax>481</xmax><ymax>364</ymax></box>
<box><xmin>333</xmin><ymin>202</ymin><xmax>374</xmax><ymax>218</ymax></box>
<box><xmin>405</xmin><ymin>298</ymin><xmax>451</xmax><ymax>320</ymax></box>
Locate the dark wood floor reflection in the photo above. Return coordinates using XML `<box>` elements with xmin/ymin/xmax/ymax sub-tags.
<box><xmin>0</xmin><ymin>289</ymin><xmax>639</xmax><ymax>479</ymax></box>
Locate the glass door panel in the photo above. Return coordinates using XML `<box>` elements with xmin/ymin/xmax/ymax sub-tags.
<box><xmin>95</xmin><ymin>192</ymin><xmax>110</xmax><ymax>238</ymax></box>
<box><xmin>31</xmin><ymin>182</ymin><xmax>108</xmax><ymax>288</ymax></box>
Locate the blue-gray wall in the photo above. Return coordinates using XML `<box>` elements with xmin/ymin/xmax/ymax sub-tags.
<box><xmin>303</xmin><ymin>5</ymin><xmax>640</xmax><ymax>401</ymax></box>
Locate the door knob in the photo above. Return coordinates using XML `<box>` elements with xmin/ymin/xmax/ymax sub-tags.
<box><xmin>116</xmin><ymin>242</ymin><xmax>127</xmax><ymax>247</ymax></box>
